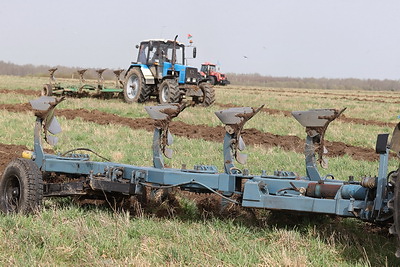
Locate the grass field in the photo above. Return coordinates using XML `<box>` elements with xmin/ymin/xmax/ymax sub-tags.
<box><xmin>0</xmin><ymin>75</ymin><xmax>399</xmax><ymax>265</ymax></box>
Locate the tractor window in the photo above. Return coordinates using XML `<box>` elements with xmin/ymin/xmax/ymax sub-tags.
<box><xmin>209</xmin><ymin>65</ymin><xmax>216</xmax><ymax>72</ymax></box>
<box><xmin>163</xmin><ymin>44</ymin><xmax>183</xmax><ymax>64</ymax></box>
<box><xmin>137</xmin><ymin>43</ymin><xmax>149</xmax><ymax>64</ymax></box>
<box><xmin>200</xmin><ymin>65</ymin><xmax>208</xmax><ymax>72</ymax></box>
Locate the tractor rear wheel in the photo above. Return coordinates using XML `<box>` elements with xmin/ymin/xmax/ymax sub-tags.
<box><xmin>124</xmin><ymin>68</ymin><xmax>151</xmax><ymax>103</ymax></box>
<box><xmin>42</xmin><ymin>84</ymin><xmax>53</xmax><ymax>96</ymax></box>
<box><xmin>0</xmin><ymin>158</ymin><xmax>43</xmax><ymax>214</ymax></box>
<box><xmin>194</xmin><ymin>83</ymin><xmax>215</xmax><ymax>107</ymax></box>
<box><xmin>158</xmin><ymin>79</ymin><xmax>181</xmax><ymax>104</ymax></box>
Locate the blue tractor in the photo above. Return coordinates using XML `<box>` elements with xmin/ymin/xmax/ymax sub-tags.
<box><xmin>124</xmin><ymin>36</ymin><xmax>215</xmax><ymax>106</ymax></box>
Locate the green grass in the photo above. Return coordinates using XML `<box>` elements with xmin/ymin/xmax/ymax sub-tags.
<box><xmin>0</xmin><ymin>203</ymin><xmax>396</xmax><ymax>266</ymax></box>
<box><xmin>0</xmin><ymin>75</ymin><xmax>46</xmax><ymax>91</ymax></box>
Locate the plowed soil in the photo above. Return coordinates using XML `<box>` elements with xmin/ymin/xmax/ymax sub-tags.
<box><xmin>0</xmin><ymin>102</ymin><xmax>380</xmax><ymax>165</ymax></box>
<box><xmin>0</xmin><ymin>89</ymin><xmax>40</xmax><ymax>96</ymax></box>
<box><xmin>228</xmin><ymin>87</ymin><xmax>400</xmax><ymax>104</ymax></box>
<box><xmin>0</xmin><ymin>143</ymin><xmax>30</xmax><ymax>175</ymax></box>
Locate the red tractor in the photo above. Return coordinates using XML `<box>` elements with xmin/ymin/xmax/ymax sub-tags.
<box><xmin>200</xmin><ymin>62</ymin><xmax>230</xmax><ymax>86</ymax></box>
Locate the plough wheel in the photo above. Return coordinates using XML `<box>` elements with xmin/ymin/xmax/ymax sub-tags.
<box><xmin>0</xmin><ymin>158</ymin><xmax>43</xmax><ymax>214</ymax></box>
<box><xmin>42</xmin><ymin>84</ymin><xmax>53</xmax><ymax>96</ymax></box>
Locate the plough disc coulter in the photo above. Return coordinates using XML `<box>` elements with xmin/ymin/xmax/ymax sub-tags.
<box><xmin>2</xmin><ymin>96</ymin><xmax>400</xmax><ymax>257</ymax></box>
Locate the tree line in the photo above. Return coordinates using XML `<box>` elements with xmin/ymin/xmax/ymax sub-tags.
<box><xmin>0</xmin><ymin>61</ymin><xmax>120</xmax><ymax>80</ymax></box>
<box><xmin>227</xmin><ymin>73</ymin><xmax>400</xmax><ymax>91</ymax></box>
<box><xmin>1</xmin><ymin>60</ymin><xmax>399</xmax><ymax>91</ymax></box>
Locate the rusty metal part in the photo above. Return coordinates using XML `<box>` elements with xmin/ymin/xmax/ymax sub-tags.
<box><xmin>96</xmin><ymin>69</ymin><xmax>107</xmax><ymax>88</ymax></box>
<box><xmin>113</xmin><ymin>69</ymin><xmax>125</xmax><ymax>89</ymax></box>
<box><xmin>361</xmin><ymin>176</ymin><xmax>377</xmax><ymax>189</ymax></box>
<box><xmin>306</xmin><ymin>182</ymin><xmax>341</xmax><ymax>199</ymax></box>
<box><xmin>77</xmin><ymin>69</ymin><xmax>88</xmax><ymax>84</ymax></box>
<box><xmin>48</xmin><ymin>68</ymin><xmax>58</xmax><ymax>84</ymax></box>
<box><xmin>305</xmin><ymin>108</ymin><xmax>346</xmax><ymax>167</ymax></box>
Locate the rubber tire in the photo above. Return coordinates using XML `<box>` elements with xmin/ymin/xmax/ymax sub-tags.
<box><xmin>0</xmin><ymin>158</ymin><xmax>43</xmax><ymax>214</ymax></box>
<box><xmin>123</xmin><ymin>68</ymin><xmax>151</xmax><ymax>103</ymax></box>
<box><xmin>208</xmin><ymin>76</ymin><xmax>216</xmax><ymax>85</ymax></box>
<box><xmin>197</xmin><ymin>83</ymin><xmax>215</xmax><ymax>107</ymax></box>
<box><xmin>42</xmin><ymin>84</ymin><xmax>53</xmax><ymax>96</ymax></box>
<box><xmin>158</xmin><ymin>79</ymin><xmax>181</xmax><ymax>104</ymax></box>
<box><xmin>392</xmin><ymin>171</ymin><xmax>400</xmax><ymax>257</ymax></box>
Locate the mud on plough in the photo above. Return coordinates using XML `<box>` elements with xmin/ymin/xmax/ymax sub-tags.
<box><xmin>2</xmin><ymin>96</ymin><xmax>400</xmax><ymax>257</ymax></box>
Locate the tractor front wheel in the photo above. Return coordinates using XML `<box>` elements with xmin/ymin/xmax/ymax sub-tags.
<box><xmin>208</xmin><ymin>76</ymin><xmax>216</xmax><ymax>85</ymax></box>
<box><xmin>42</xmin><ymin>84</ymin><xmax>53</xmax><ymax>96</ymax></box>
<box><xmin>195</xmin><ymin>83</ymin><xmax>215</xmax><ymax>107</ymax></box>
<box><xmin>158</xmin><ymin>79</ymin><xmax>181</xmax><ymax>104</ymax></box>
<box><xmin>0</xmin><ymin>158</ymin><xmax>43</xmax><ymax>214</ymax></box>
<box><xmin>124</xmin><ymin>68</ymin><xmax>151</xmax><ymax>103</ymax></box>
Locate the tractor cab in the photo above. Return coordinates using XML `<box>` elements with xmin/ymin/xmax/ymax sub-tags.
<box><xmin>135</xmin><ymin>39</ymin><xmax>185</xmax><ymax>80</ymax></box>
<box><xmin>200</xmin><ymin>62</ymin><xmax>217</xmax><ymax>76</ymax></box>
<box><xmin>136</xmin><ymin>40</ymin><xmax>185</xmax><ymax>67</ymax></box>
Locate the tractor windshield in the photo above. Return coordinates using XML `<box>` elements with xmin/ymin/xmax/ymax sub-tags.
<box><xmin>200</xmin><ymin>65</ymin><xmax>208</xmax><ymax>73</ymax></box>
<box><xmin>201</xmin><ymin>64</ymin><xmax>216</xmax><ymax>73</ymax></box>
<box><xmin>159</xmin><ymin>43</ymin><xmax>183</xmax><ymax>65</ymax></box>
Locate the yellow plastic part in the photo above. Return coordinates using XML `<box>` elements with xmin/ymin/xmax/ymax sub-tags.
<box><xmin>22</xmin><ymin>150</ymin><xmax>33</xmax><ymax>159</ymax></box>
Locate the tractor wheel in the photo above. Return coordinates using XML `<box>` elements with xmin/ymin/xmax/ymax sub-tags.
<box><xmin>158</xmin><ymin>79</ymin><xmax>181</xmax><ymax>104</ymax></box>
<box><xmin>0</xmin><ymin>158</ymin><xmax>43</xmax><ymax>214</ymax></box>
<box><xmin>389</xmin><ymin>171</ymin><xmax>400</xmax><ymax>257</ymax></box>
<box><xmin>123</xmin><ymin>68</ymin><xmax>151</xmax><ymax>103</ymax></box>
<box><xmin>208</xmin><ymin>76</ymin><xmax>216</xmax><ymax>85</ymax></box>
<box><xmin>42</xmin><ymin>84</ymin><xmax>53</xmax><ymax>96</ymax></box>
<box><xmin>195</xmin><ymin>83</ymin><xmax>215</xmax><ymax>107</ymax></box>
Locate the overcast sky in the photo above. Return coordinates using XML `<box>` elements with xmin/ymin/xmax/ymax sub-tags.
<box><xmin>0</xmin><ymin>0</ymin><xmax>399</xmax><ymax>80</ymax></box>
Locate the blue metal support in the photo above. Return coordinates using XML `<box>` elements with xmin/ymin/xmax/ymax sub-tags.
<box><xmin>152</xmin><ymin>128</ymin><xmax>164</xmax><ymax>169</ymax></box>
<box><xmin>223</xmin><ymin>132</ymin><xmax>236</xmax><ymax>174</ymax></box>
<box><xmin>374</xmin><ymin>147</ymin><xmax>389</xmax><ymax>214</ymax></box>
<box><xmin>305</xmin><ymin>135</ymin><xmax>321</xmax><ymax>181</ymax></box>
<box><xmin>33</xmin><ymin>118</ymin><xmax>45</xmax><ymax>169</ymax></box>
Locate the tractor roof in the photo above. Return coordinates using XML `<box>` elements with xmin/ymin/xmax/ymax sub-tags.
<box><xmin>202</xmin><ymin>62</ymin><xmax>216</xmax><ymax>66</ymax></box>
<box><xmin>141</xmin><ymin>39</ymin><xmax>184</xmax><ymax>46</ymax></box>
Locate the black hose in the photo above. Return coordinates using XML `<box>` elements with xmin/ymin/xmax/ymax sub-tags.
<box><xmin>61</xmin><ymin>147</ymin><xmax>110</xmax><ymax>162</ymax></box>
